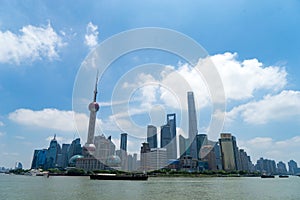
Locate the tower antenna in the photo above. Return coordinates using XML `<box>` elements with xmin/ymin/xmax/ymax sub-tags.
<box><xmin>93</xmin><ymin>70</ymin><xmax>99</xmax><ymax>102</ymax></box>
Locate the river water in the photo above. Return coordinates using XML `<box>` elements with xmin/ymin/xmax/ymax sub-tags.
<box><xmin>1</xmin><ymin>174</ymin><xmax>300</xmax><ymax>200</ymax></box>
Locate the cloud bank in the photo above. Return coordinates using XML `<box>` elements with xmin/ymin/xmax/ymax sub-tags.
<box><xmin>0</xmin><ymin>22</ymin><xmax>65</xmax><ymax>64</ymax></box>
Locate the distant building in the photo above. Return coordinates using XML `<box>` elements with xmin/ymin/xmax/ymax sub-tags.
<box><xmin>196</xmin><ymin>134</ymin><xmax>208</xmax><ymax>160</ymax></box>
<box><xmin>288</xmin><ymin>160</ymin><xmax>298</xmax><ymax>175</ymax></box>
<box><xmin>187</xmin><ymin>92</ymin><xmax>198</xmax><ymax>159</ymax></box>
<box><xmin>94</xmin><ymin>134</ymin><xmax>115</xmax><ymax>163</ymax></box>
<box><xmin>45</xmin><ymin>135</ymin><xmax>61</xmax><ymax>169</ymax></box>
<box><xmin>255</xmin><ymin>157</ymin><xmax>277</xmax><ymax>174</ymax></box>
<box><xmin>219</xmin><ymin>133</ymin><xmax>236</xmax><ymax>171</ymax></box>
<box><xmin>31</xmin><ymin>149</ymin><xmax>47</xmax><ymax>169</ymax></box>
<box><xmin>119</xmin><ymin>133</ymin><xmax>128</xmax><ymax>170</ymax></box>
<box><xmin>120</xmin><ymin>133</ymin><xmax>128</xmax><ymax>152</ymax></box>
<box><xmin>140</xmin><ymin>142</ymin><xmax>151</xmax><ymax>171</ymax></box>
<box><xmin>15</xmin><ymin>162</ymin><xmax>23</xmax><ymax>170</ymax></box>
<box><xmin>179</xmin><ymin>155</ymin><xmax>198</xmax><ymax>172</ymax></box>
<box><xmin>179</xmin><ymin>134</ymin><xmax>188</xmax><ymax>157</ymax></box>
<box><xmin>214</xmin><ymin>142</ymin><xmax>223</xmax><ymax>170</ymax></box>
<box><xmin>200</xmin><ymin>145</ymin><xmax>217</xmax><ymax>171</ymax></box>
<box><xmin>147</xmin><ymin>125</ymin><xmax>158</xmax><ymax>149</ymax></box>
<box><xmin>277</xmin><ymin>161</ymin><xmax>288</xmax><ymax>175</ymax></box>
<box><xmin>68</xmin><ymin>138</ymin><xmax>82</xmax><ymax>158</ymax></box>
<box><xmin>161</xmin><ymin>113</ymin><xmax>177</xmax><ymax>160</ymax></box>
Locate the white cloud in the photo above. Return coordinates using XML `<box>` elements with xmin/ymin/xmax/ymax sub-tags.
<box><xmin>9</xmin><ymin>108</ymin><xmax>89</xmax><ymax>133</ymax></box>
<box><xmin>102</xmin><ymin>52</ymin><xmax>287</xmax><ymax>138</ymax></box>
<box><xmin>0</xmin><ymin>131</ymin><xmax>5</xmax><ymax>137</ymax></box>
<box><xmin>14</xmin><ymin>136</ymin><xmax>25</xmax><ymax>140</ymax></box>
<box><xmin>0</xmin><ymin>22</ymin><xmax>65</xmax><ymax>64</ymax></box>
<box><xmin>0</xmin><ymin>121</ymin><xmax>4</xmax><ymax>126</ymax></box>
<box><xmin>239</xmin><ymin>136</ymin><xmax>300</xmax><ymax>163</ymax></box>
<box><xmin>227</xmin><ymin>90</ymin><xmax>300</xmax><ymax>124</ymax></box>
<box><xmin>211</xmin><ymin>52</ymin><xmax>287</xmax><ymax>100</ymax></box>
<box><xmin>116</xmin><ymin>52</ymin><xmax>287</xmax><ymax>114</ymax></box>
<box><xmin>84</xmin><ymin>22</ymin><xmax>98</xmax><ymax>48</ymax></box>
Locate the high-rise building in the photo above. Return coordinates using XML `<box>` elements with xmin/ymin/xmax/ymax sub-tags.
<box><xmin>239</xmin><ymin>149</ymin><xmax>252</xmax><ymax>172</ymax></box>
<box><xmin>119</xmin><ymin>133</ymin><xmax>128</xmax><ymax>170</ymax></box>
<box><xmin>219</xmin><ymin>133</ymin><xmax>236</xmax><ymax>171</ymax></box>
<box><xmin>140</xmin><ymin>142</ymin><xmax>151</xmax><ymax>171</ymax></box>
<box><xmin>140</xmin><ymin>142</ymin><xmax>167</xmax><ymax>171</ymax></box>
<box><xmin>214</xmin><ymin>142</ymin><xmax>223</xmax><ymax>170</ymax></box>
<box><xmin>31</xmin><ymin>149</ymin><xmax>47</xmax><ymax>169</ymax></box>
<box><xmin>179</xmin><ymin>134</ymin><xmax>188</xmax><ymax>157</ymax></box>
<box><xmin>288</xmin><ymin>160</ymin><xmax>298</xmax><ymax>175</ymax></box>
<box><xmin>15</xmin><ymin>162</ymin><xmax>23</xmax><ymax>170</ymax></box>
<box><xmin>94</xmin><ymin>134</ymin><xmax>115</xmax><ymax>163</ymax></box>
<box><xmin>196</xmin><ymin>134</ymin><xmax>208</xmax><ymax>160</ymax></box>
<box><xmin>45</xmin><ymin>135</ymin><xmax>61</xmax><ymax>169</ymax></box>
<box><xmin>83</xmin><ymin>74</ymin><xmax>100</xmax><ymax>157</ymax></box>
<box><xmin>120</xmin><ymin>133</ymin><xmax>128</xmax><ymax>152</ymax></box>
<box><xmin>255</xmin><ymin>157</ymin><xmax>277</xmax><ymax>174</ymax></box>
<box><xmin>200</xmin><ymin>145</ymin><xmax>217</xmax><ymax>170</ymax></box>
<box><xmin>161</xmin><ymin>113</ymin><xmax>177</xmax><ymax>160</ymax></box>
<box><xmin>187</xmin><ymin>92</ymin><xmax>198</xmax><ymax>159</ymax></box>
<box><xmin>60</xmin><ymin>144</ymin><xmax>70</xmax><ymax>168</ymax></box>
<box><xmin>68</xmin><ymin>138</ymin><xmax>82</xmax><ymax>158</ymax></box>
<box><xmin>147</xmin><ymin>125</ymin><xmax>157</xmax><ymax>149</ymax></box>
<box><xmin>277</xmin><ymin>161</ymin><xmax>288</xmax><ymax>175</ymax></box>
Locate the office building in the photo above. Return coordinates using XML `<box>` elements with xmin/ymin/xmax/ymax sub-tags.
<box><xmin>120</xmin><ymin>133</ymin><xmax>128</xmax><ymax>152</ymax></box>
<box><xmin>147</xmin><ymin>125</ymin><xmax>158</xmax><ymax>149</ymax></box>
<box><xmin>288</xmin><ymin>160</ymin><xmax>298</xmax><ymax>175</ymax></box>
<box><xmin>277</xmin><ymin>161</ymin><xmax>288</xmax><ymax>175</ymax></box>
<box><xmin>219</xmin><ymin>133</ymin><xmax>236</xmax><ymax>171</ymax></box>
<box><xmin>161</xmin><ymin>113</ymin><xmax>177</xmax><ymax>160</ymax></box>
<box><xmin>196</xmin><ymin>134</ymin><xmax>208</xmax><ymax>159</ymax></box>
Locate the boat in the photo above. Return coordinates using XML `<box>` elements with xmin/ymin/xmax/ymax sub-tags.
<box><xmin>261</xmin><ymin>174</ymin><xmax>275</xmax><ymax>178</ymax></box>
<box><xmin>90</xmin><ymin>173</ymin><xmax>148</xmax><ymax>181</ymax></box>
<box><xmin>279</xmin><ymin>175</ymin><xmax>289</xmax><ymax>178</ymax></box>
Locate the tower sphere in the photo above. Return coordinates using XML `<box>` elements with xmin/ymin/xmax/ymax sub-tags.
<box><xmin>89</xmin><ymin>102</ymin><xmax>100</xmax><ymax>112</ymax></box>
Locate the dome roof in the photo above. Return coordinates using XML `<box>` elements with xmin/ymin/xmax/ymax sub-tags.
<box><xmin>106</xmin><ymin>155</ymin><xmax>121</xmax><ymax>167</ymax></box>
<box><xmin>69</xmin><ymin>155</ymin><xmax>84</xmax><ymax>165</ymax></box>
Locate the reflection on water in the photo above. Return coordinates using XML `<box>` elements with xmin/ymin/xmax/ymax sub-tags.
<box><xmin>1</xmin><ymin>174</ymin><xmax>300</xmax><ymax>200</ymax></box>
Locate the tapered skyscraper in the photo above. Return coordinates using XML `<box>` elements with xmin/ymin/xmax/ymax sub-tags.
<box><xmin>83</xmin><ymin>74</ymin><xmax>100</xmax><ymax>156</ymax></box>
<box><xmin>187</xmin><ymin>91</ymin><xmax>198</xmax><ymax>159</ymax></box>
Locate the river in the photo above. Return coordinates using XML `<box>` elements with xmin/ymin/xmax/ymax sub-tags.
<box><xmin>1</xmin><ymin>174</ymin><xmax>299</xmax><ymax>200</ymax></box>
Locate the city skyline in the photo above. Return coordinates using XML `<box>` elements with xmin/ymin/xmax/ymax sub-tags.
<box><xmin>0</xmin><ymin>1</ymin><xmax>300</xmax><ymax>168</ymax></box>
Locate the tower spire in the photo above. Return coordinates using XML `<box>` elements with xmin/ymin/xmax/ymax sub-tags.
<box><xmin>93</xmin><ymin>70</ymin><xmax>99</xmax><ymax>102</ymax></box>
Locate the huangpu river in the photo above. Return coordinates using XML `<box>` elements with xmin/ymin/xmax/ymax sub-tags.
<box><xmin>1</xmin><ymin>174</ymin><xmax>300</xmax><ymax>200</ymax></box>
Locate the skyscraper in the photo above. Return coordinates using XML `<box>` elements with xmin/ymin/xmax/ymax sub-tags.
<box><xmin>179</xmin><ymin>134</ymin><xmax>188</xmax><ymax>157</ymax></box>
<box><xmin>196</xmin><ymin>134</ymin><xmax>208</xmax><ymax>159</ymax></box>
<box><xmin>187</xmin><ymin>92</ymin><xmax>198</xmax><ymax>159</ymax></box>
<box><xmin>277</xmin><ymin>161</ymin><xmax>288</xmax><ymax>175</ymax></box>
<box><xmin>147</xmin><ymin>125</ymin><xmax>157</xmax><ymax>149</ymax></box>
<box><xmin>120</xmin><ymin>133</ymin><xmax>128</xmax><ymax>152</ymax></box>
<box><xmin>45</xmin><ymin>135</ymin><xmax>61</xmax><ymax>169</ymax></box>
<box><xmin>161</xmin><ymin>113</ymin><xmax>177</xmax><ymax>160</ymax></box>
<box><xmin>219</xmin><ymin>133</ymin><xmax>236</xmax><ymax>171</ymax></box>
<box><xmin>83</xmin><ymin>74</ymin><xmax>100</xmax><ymax>156</ymax></box>
<box><xmin>288</xmin><ymin>160</ymin><xmax>298</xmax><ymax>175</ymax></box>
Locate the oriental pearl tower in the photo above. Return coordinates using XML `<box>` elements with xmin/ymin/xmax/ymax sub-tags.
<box><xmin>83</xmin><ymin>73</ymin><xmax>100</xmax><ymax>157</ymax></box>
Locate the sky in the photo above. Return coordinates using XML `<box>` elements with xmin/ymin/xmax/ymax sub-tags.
<box><xmin>0</xmin><ymin>0</ymin><xmax>300</xmax><ymax>169</ymax></box>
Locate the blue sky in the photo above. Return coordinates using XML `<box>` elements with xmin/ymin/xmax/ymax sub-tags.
<box><xmin>0</xmin><ymin>0</ymin><xmax>300</xmax><ymax>168</ymax></box>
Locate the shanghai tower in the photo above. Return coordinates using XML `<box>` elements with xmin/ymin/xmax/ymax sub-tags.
<box><xmin>187</xmin><ymin>91</ymin><xmax>198</xmax><ymax>159</ymax></box>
